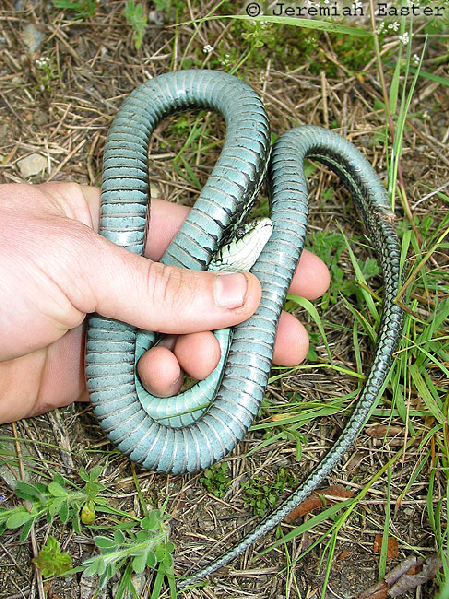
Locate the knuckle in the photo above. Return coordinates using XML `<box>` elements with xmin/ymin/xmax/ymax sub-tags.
<box><xmin>147</xmin><ymin>262</ymin><xmax>194</xmax><ymax>315</ymax></box>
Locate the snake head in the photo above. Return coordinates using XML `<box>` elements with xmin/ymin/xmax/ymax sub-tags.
<box><xmin>210</xmin><ymin>217</ymin><xmax>272</xmax><ymax>272</ymax></box>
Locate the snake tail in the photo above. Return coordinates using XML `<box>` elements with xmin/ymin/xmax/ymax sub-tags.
<box><xmin>178</xmin><ymin>126</ymin><xmax>403</xmax><ymax>587</ymax></box>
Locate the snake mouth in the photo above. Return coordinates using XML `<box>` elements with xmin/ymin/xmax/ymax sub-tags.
<box><xmin>211</xmin><ymin>217</ymin><xmax>273</xmax><ymax>273</ymax></box>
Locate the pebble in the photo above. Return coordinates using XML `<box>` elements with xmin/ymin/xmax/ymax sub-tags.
<box><xmin>22</xmin><ymin>23</ymin><xmax>45</xmax><ymax>53</ymax></box>
<box><xmin>148</xmin><ymin>10</ymin><xmax>166</xmax><ymax>25</ymax></box>
<box><xmin>79</xmin><ymin>571</ymin><xmax>108</xmax><ymax>599</ymax></box>
<box><xmin>17</xmin><ymin>153</ymin><xmax>47</xmax><ymax>177</ymax></box>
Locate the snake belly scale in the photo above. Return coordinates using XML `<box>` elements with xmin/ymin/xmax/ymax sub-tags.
<box><xmin>85</xmin><ymin>70</ymin><xmax>403</xmax><ymax>586</ymax></box>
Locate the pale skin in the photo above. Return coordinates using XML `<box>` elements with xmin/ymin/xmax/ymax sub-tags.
<box><xmin>0</xmin><ymin>182</ymin><xmax>331</xmax><ymax>424</ymax></box>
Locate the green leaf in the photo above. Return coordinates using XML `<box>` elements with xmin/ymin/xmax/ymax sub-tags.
<box><xmin>155</xmin><ymin>546</ymin><xmax>166</xmax><ymax>562</ymax></box>
<box><xmin>6</xmin><ymin>510</ymin><xmax>33</xmax><ymax>529</ymax></box>
<box><xmin>35</xmin><ymin>482</ymin><xmax>48</xmax><ymax>494</ymax></box>
<box><xmin>135</xmin><ymin>529</ymin><xmax>150</xmax><ymax>543</ymax></box>
<box><xmin>287</xmin><ymin>294</ymin><xmax>332</xmax><ymax>361</ymax></box>
<box><xmin>192</xmin><ymin>13</ymin><xmax>371</xmax><ymax>37</ymax></box>
<box><xmin>163</xmin><ymin>552</ymin><xmax>173</xmax><ymax>568</ymax></box>
<box><xmin>60</xmin><ymin>500</ymin><xmax>69</xmax><ymax>523</ymax></box>
<box><xmin>79</xmin><ymin>468</ymin><xmax>89</xmax><ymax>482</ymax></box>
<box><xmin>114</xmin><ymin>528</ymin><xmax>126</xmax><ymax>544</ymax></box>
<box><xmin>71</xmin><ymin>511</ymin><xmax>81</xmax><ymax>534</ymax></box>
<box><xmin>409</xmin><ymin>364</ymin><xmax>446</xmax><ymax>424</ymax></box>
<box><xmin>52</xmin><ymin>0</ymin><xmax>84</xmax><ymax>8</ymax></box>
<box><xmin>14</xmin><ymin>481</ymin><xmax>40</xmax><ymax>501</ymax></box>
<box><xmin>95</xmin><ymin>556</ymin><xmax>107</xmax><ymax>576</ymax></box>
<box><xmin>84</xmin><ymin>559</ymin><xmax>102</xmax><ymax>577</ymax></box>
<box><xmin>165</xmin><ymin>541</ymin><xmax>175</xmax><ymax>554</ymax></box>
<box><xmin>95</xmin><ymin>535</ymin><xmax>117</xmax><ymax>549</ymax></box>
<box><xmin>132</xmin><ymin>552</ymin><xmax>148</xmax><ymax>574</ymax></box>
<box><xmin>146</xmin><ymin>552</ymin><xmax>157</xmax><ymax>568</ymax></box>
<box><xmin>91</xmin><ymin>463</ymin><xmax>105</xmax><ymax>481</ymax></box>
<box><xmin>141</xmin><ymin>510</ymin><xmax>161</xmax><ymax>530</ymax></box>
<box><xmin>48</xmin><ymin>496</ymin><xmax>64</xmax><ymax>518</ymax></box>
<box><xmin>51</xmin><ymin>0</ymin><xmax>95</xmax><ymax>16</ymax></box>
<box><xmin>47</xmin><ymin>482</ymin><xmax>67</xmax><ymax>497</ymax></box>
<box><xmin>20</xmin><ymin>517</ymin><xmax>35</xmax><ymax>542</ymax></box>
<box><xmin>115</xmin><ymin>565</ymin><xmax>134</xmax><ymax>599</ymax></box>
<box><xmin>266</xmin><ymin>497</ymin><xmax>354</xmax><ymax>551</ymax></box>
<box><xmin>52</xmin><ymin>473</ymin><xmax>66</xmax><ymax>487</ymax></box>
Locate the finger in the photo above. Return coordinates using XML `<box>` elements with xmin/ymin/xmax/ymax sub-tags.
<box><xmin>85</xmin><ymin>247</ymin><xmax>261</xmax><ymax>334</ymax></box>
<box><xmin>289</xmin><ymin>249</ymin><xmax>331</xmax><ymax>299</ymax></box>
<box><xmin>137</xmin><ymin>346</ymin><xmax>183</xmax><ymax>398</ymax></box>
<box><xmin>170</xmin><ymin>314</ymin><xmax>309</xmax><ymax>373</ymax></box>
<box><xmin>272</xmin><ymin>311</ymin><xmax>309</xmax><ymax>366</ymax></box>
<box><xmin>174</xmin><ymin>331</ymin><xmax>221</xmax><ymax>379</ymax></box>
<box><xmin>0</xmin><ymin>307</ymin><xmax>306</xmax><ymax>424</ymax></box>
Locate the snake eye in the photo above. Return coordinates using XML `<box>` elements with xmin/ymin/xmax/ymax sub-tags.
<box><xmin>236</xmin><ymin>227</ymin><xmax>246</xmax><ymax>239</ymax></box>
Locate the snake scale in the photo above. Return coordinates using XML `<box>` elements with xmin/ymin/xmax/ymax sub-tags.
<box><xmin>85</xmin><ymin>70</ymin><xmax>403</xmax><ymax>587</ymax></box>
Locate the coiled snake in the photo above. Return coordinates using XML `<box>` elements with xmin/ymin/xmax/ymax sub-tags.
<box><xmin>85</xmin><ymin>70</ymin><xmax>403</xmax><ymax>587</ymax></box>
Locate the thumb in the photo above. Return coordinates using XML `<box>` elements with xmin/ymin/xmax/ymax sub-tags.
<box><xmin>82</xmin><ymin>235</ymin><xmax>262</xmax><ymax>334</ymax></box>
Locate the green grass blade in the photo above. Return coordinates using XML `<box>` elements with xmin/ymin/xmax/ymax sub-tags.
<box><xmin>183</xmin><ymin>14</ymin><xmax>372</xmax><ymax>37</ymax></box>
<box><xmin>409</xmin><ymin>364</ymin><xmax>445</xmax><ymax>424</ymax></box>
<box><xmin>286</xmin><ymin>294</ymin><xmax>332</xmax><ymax>361</ymax></box>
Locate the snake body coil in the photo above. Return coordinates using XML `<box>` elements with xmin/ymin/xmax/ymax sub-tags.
<box><xmin>85</xmin><ymin>70</ymin><xmax>403</xmax><ymax>585</ymax></box>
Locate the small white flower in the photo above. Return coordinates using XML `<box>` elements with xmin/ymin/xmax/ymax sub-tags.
<box><xmin>377</xmin><ymin>22</ymin><xmax>385</xmax><ymax>34</ymax></box>
<box><xmin>399</xmin><ymin>32</ymin><xmax>409</xmax><ymax>44</ymax></box>
<box><xmin>203</xmin><ymin>44</ymin><xmax>213</xmax><ymax>54</ymax></box>
<box><xmin>220</xmin><ymin>52</ymin><xmax>231</xmax><ymax>66</ymax></box>
<box><xmin>35</xmin><ymin>57</ymin><xmax>49</xmax><ymax>68</ymax></box>
<box><xmin>413</xmin><ymin>53</ymin><xmax>420</xmax><ymax>65</ymax></box>
<box><xmin>388</xmin><ymin>21</ymin><xmax>400</xmax><ymax>31</ymax></box>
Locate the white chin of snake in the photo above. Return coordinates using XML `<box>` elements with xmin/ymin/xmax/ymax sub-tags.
<box><xmin>212</xmin><ymin>217</ymin><xmax>273</xmax><ymax>272</ymax></box>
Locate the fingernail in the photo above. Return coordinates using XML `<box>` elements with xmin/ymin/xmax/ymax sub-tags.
<box><xmin>214</xmin><ymin>272</ymin><xmax>248</xmax><ymax>308</ymax></box>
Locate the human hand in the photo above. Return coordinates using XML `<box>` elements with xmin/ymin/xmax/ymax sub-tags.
<box><xmin>0</xmin><ymin>182</ymin><xmax>330</xmax><ymax>424</ymax></box>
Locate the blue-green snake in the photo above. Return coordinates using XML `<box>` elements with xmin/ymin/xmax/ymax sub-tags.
<box><xmin>85</xmin><ymin>70</ymin><xmax>403</xmax><ymax>586</ymax></box>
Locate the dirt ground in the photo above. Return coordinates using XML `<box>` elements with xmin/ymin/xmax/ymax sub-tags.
<box><xmin>0</xmin><ymin>1</ymin><xmax>448</xmax><ymax>598</ymax></box>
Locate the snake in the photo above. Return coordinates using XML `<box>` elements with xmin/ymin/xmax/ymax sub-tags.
<box><xmin>85</xmin><ymin>70</ymin><xmax>404</xmax><ymax>587</ymax></box>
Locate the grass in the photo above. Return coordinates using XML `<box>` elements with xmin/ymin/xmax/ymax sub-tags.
<box><xmin>0</xmin><ymin>0</ymin><xmax>447</xmax><ymax>597</ymax></box>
